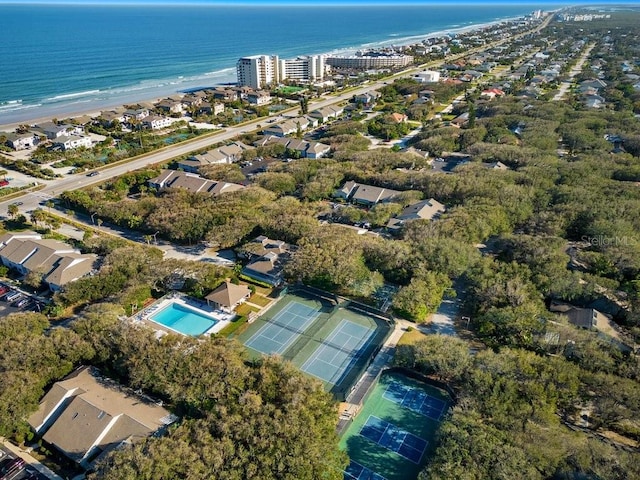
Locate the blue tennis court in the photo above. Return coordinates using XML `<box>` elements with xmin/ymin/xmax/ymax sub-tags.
<box><xmin>359</xmin><ymin>416</ymin><xmax>427</xmax><ymax>464</ymax></box>
<box><xmin>383</xmin><ymin>381</ymin><xmax>447</xmax><ymax>421</ymax></box>
<box><xmin>244</xmin><ymin>301</ymin><xmax>320</xmax><ymax>355</ymax></box>
<box><xmin>344</xmin><ymin>460</ymin><xmax>387</xmax><ymax>480</ymax></box>
<box><xmin>301</xmin><ymin>320</ymin><xmax>374</xmax><ymax>385</ymax></box>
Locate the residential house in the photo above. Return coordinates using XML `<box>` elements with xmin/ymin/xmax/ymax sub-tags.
<box><xmin>0</xmin><ymin>232</ymin><xmax>97</xmax><ymax>291</ymax></box>
<box><xmin>262</xmin><ymin>117</ymin><xmax>310</xmax><ymax>137</ymax></box>
<box><xmin>353</xmin><ymin>91</ymin><xmax>380</xmax><ymax>109</ymax></box>
<box><xmin>247</xmin><ymin>91</ymin><xmax>271</xmax><ymax>106</ymax></box>
<box><xmin>486</xmin><ymin>161</ymin><xmax>509</xmax><ymax>170</ymax></box>
<box><xmin>4</xmin><ymin>131</ymin><xmax>39</xmax><ymax>150</ymax></box>
<box><xmin>35</xmin><ymin>122</ymin><xmax>84</xmax><ymax>140</ymax></box>
<box><xmin>212</xmin><ymin>88</ymin><xmax>238</xmax><ymax>102</ymax></box>
<box><xmin>480</xmin><ymin>88</ymin><xmax>505</xmax><ymax>100</ymax></box>
<box><xmin>97</xmin><ymin>110</ymin><xmax>126</xmax><ymax>128</ymax></box>
<box><xmin>254</xmin><ymin>135</ymin><xmax>330</xmax><ymax>159</ymax></box>
<box><xmin>148</xmin><ymin>170</ymin><xmax>244</xmax><ymax>196</ymax></box>
<box><xmin>141</xmin><ymin>115</ymin><xmax>172</xmax><ymax>130</ymax></box>
<box><xmin>240</xmin><ymin>236</ymin><xmax>291</xmax><ymax>286</ymax></box>
<box><xmin>205</xmin><ymin>281</ymin><xmax>251</xmax><ymax>313</ymax></box>
<box><xmin>52</xmin><ymin>135</ymin><xmax>92</xmax><ymax>151</ymax></box>
<box><xmin>155</xmin><ymin>98</ymin><xmax>184</xmax><ymax>115</ymax></box>
<box><xmin>579</xmin><ymin>79</ymin><xmax>607</xmax><ymax>92</ymax></box>
<box><xmin>584</xmin><ymin>94</ymin><xmax>605</xmax><ymax>109</ymax></box>
<box><xmin>386</xmin><ymin>198</ymin><xmax>445</xmax><ymax>233</ymax></box>
<box><xmin>123</xmin><ymin>108</ymin><xmax>150</xmax><ymax>123</ymax></box>
<box><xmin>309</xmin><ymin>105</ymin><xmax>344</xmax><ymax>123</ymax></box>
<box><xmin>28</xmin><ymin>366</ymin><xmax>175</xmax><ymax>469</ymax></box>
<box><xmin>335</xmin><ymin>180</ymin><xmax>401</xmax><ymax>206</ymax></box>
<box><xmin>389</xmin><ymin>112</ymin><xmax>408</xmax><ymax>123</ymax></box>
<box><xmin>413</xmin><ymin>70</ymin><xmax>441</xmax><ymax>83</ymax></box>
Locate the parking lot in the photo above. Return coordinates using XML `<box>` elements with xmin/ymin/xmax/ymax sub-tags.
<box><xmin>0</xmin><ymin>283</ymin><xmax>45</xmax><ymax>315</ymax></box>
<box><xmin>0</xmin><ymin>447</ymin><xmax>48</xmax><ymax>480</ymax></box>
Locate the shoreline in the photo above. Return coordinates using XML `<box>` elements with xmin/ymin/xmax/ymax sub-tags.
<box><xmin>0</xmin><ymin>12</ymin><xmax>534</xmax><ymax>132</ymax></box>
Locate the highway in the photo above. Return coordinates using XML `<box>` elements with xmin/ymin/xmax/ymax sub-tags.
<box><xmin>0</xmin><ymin>14</ymin><xmax>553</xmax><ymax>219</ymax></box>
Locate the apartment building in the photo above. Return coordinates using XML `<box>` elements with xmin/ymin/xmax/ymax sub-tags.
<box><xmin>236</xmin><ymin>55</ymin><xmax>280</xmax><ymax>89</ymax></box>
<box><xmin>279</xmin><ymin>55</ymin><xmax>327</xmax><ymax>83</ymax></box>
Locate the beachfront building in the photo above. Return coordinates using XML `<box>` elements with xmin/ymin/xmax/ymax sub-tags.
<box><xmin>414</xmin><ymin>70</ymin><xmax>441</xmax><ymax>83</ymax></box>
<box><xmin>236</xmin><ymin>55</ymin><xmax>280</xmax><ymax>90</ymax></box>
<box><xmin>326</xmin><ymin>52</ymin><xmax>413</xmax><ymax>70</ymax></box>
<box><xmin>51</xmin><ymin>135</ymin><xmax>92</xmax><ymax>151</ymax></box>
<box><xmin>279</xmin><ymin>55</ymin><xmax>327</xmax><ymax>83</ymax></box>
<box><xmin>141</xmin><ymin>115</ymin><xmax>172</xmax><ymax>130</ymax></box>
<box><xmin>4</xmin><ymin>131</ymin><xmax>40</xmax><ymax>150</ymax></box>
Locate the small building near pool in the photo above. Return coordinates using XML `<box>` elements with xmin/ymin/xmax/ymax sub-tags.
<box><xmin>205</xmin><ymin>281</ymin><xmax>251</xmax><ymax>313</ymax></box>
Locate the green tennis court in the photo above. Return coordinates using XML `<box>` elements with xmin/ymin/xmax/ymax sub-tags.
<box><xmin>238</xmin><ymin>291</ymin><xmax>391</xmax><ymax>398</ymax></box>
<box><xmin>340</xmin><ymin>370</ymin><xmax>451</xmax><ymax>480</ymax></box>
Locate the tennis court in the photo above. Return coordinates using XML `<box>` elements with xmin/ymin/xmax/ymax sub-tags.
<box><xmin>244</xmin><ymin>301</ymin><xmax>320</xmax><ymax>355</ymax></box>
<box><xmin>340</xmin><ymin>370</ymin><xmax>450</xmax><ymax>480</ymax></box>
<box><xmin>344</xmin><ymin>460</ymin><xmax>387</xmax><ymax>480</ymax></box>
<box><xmin>301</xmin><ymin>320</ymin><xmax>375</xmax><ymax>385</ymax></box>
<box><xmin>383</xmin><ymin>382</ymin><xmax>447</xmax><ymax>421</ymax></box>
<box><xmin>360</xmin><ymin>416</ymin><xmax>427</xmax><ymax>464</ymax></box>
<box><xmin>240</xmin><ymin>291</ymin><xmax>392</xmax><ymax>398</ymax></box>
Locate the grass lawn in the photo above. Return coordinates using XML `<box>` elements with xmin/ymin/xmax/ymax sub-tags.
<box><xmin>248</xmin><ymin>294</ymin><xmax>271</xmax><ymax>307</ymax></box>
<box><xmin>235</xmin><ymin>303</ymin><xmax>260</xmax><ymax>316</ymax></box>
<box><xmin>397</xmin><ymin>328</ymin><xmax>430</xmax><ymax>346</ymax></box>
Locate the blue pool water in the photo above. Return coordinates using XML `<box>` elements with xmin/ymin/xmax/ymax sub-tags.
<box><xmin>149</xmin><ymin>302</ymin><xmax>217</xmax><ymax>336</ymax></box>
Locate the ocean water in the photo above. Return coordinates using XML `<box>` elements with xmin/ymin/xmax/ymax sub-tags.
<box><xmin>0</xmin><ymin>3</ymin><xmax>546</xmax><ymax>124</ymax></box>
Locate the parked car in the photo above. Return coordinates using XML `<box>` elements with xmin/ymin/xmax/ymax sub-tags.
<box><xmin>0</xmin><ymin>458</ymin><xmax>26</xmax><ymax>480</ymax></box>
<box><xmin>4</xmin><ymin>291</ymin><xmax>22</xmax><ymax>302</ymax></box>
<box><xmin>15</xmin><ymin>298</ymin><xmax>30</xmax><ymax>309</ymax></box>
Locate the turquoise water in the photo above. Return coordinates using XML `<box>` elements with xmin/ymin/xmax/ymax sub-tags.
<box><xmin>149</xmin><ymin>302</ymin><xmax>217</xmax><ymax>336</ymax></box>
<box><xmin>0</xmin><ymin>3</ymin><xmax>546</xmax><ymax>124</ymax></box>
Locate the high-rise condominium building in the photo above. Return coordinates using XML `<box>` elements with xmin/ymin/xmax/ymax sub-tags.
<box><xmin>236</xmin><ymin>55</ymin><xmax>280</xmax><ymax>90</ymax></box>
<box><xmin>236</xmin><ymin>54</ymin><xmax>326</xmax><ymax>88</ymax></box>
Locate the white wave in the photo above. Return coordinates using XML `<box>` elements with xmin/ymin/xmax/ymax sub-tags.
<box><xmin>44</xmin><ymin>90</ymin><xmax>101</xmax><ymax>102</ymax></box>
<box><xmin>0</xmin><ymin>102</ymin><xmax>42</xmax><ymax>113</ymax></box>
<box><xmin>0</xmin><ymin>99</ymin><xmax>22</xmax><ymax>106</ymax></box>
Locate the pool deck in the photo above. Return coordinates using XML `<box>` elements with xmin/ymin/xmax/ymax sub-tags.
<box><xmin>131</xmin><ymin>294</ymin><xmax>236</xmax><ymax>337</ymax></box>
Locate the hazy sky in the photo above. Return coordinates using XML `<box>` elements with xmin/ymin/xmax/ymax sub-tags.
<box><xmin>0</xmin><ymin>0</ymin><xmax>631</xmax><ymax>5</ymax></box>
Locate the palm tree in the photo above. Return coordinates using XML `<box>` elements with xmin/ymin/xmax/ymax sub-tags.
<box><xmin>7</xmin><ymin>204</ymin><xmax>19</xmax><ymax>218</ymax></box>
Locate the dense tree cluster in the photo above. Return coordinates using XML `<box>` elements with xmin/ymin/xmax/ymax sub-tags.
<box><xmin>395</xmin><ymin>336</ymin><xmax>640</xmax><ymax>480</ymax></box>
<box><xmin>0</xmin><ymin>304</ymin><xmax>346</xmax><ymax>479</ymax></box>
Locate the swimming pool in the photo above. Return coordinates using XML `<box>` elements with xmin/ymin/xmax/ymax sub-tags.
<box><xmin>148</xmin><ymin>302</ymin><xmax>217</xmax><ymax>336</ymax></box>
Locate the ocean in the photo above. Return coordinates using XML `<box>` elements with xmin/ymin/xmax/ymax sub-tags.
<box><xmin>0</xmin><ymin>3</ymin><xmax>550</xmax><ymax>125</ymax></box>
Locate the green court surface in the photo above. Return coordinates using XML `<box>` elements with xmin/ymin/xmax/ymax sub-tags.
<box><xmin>340</xmin><ymin>370</ymin><xmax>451</xmax><ymax>480</ymax></box>
<box><xmin>237</xmin><ymin>291</ymin><xmax>391</xmax><ymax>398</ymax></box>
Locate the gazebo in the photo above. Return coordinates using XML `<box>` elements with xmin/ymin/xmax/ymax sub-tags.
<box><xmin>205</xmin><ymin>281</ymin><xmax>251</xmax><ymax>313</ymax></box>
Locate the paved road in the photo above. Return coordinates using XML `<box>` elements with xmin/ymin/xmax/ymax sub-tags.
<box><xmin>553</xmin><ymin>43</ymin><xmax>595</xmax><ymax>101</ymax></box>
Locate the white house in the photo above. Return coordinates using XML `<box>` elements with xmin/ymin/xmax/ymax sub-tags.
<box><xmin>142</xmin><ymin>115</ymin><xmax>172</xmax><ymax>130</ymax></box>
<box><xmin>52</xmin><ymin>135</ymin><xmax>92</xmax><ymax>151</ymax></box>
<box><xmin>414</xmin><ymin>70</ymin><xmax>441</xmax><ymax>83</ymax></box>
<box><xmin>4</xmin><ymin>131</ymin><xmax>39</xmax><ymax>150</ymax></box>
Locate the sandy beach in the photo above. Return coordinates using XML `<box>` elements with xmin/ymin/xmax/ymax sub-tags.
<box><xmin>0</xmin><ymin>13</ymin><xmax>531</xmax><ymax>134</ymax></box>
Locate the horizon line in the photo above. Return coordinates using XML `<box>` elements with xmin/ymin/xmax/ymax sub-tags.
<box><xmin>0</xmin><ymin>0</ymin><xmax>628</xmax><ymax>6</ymax></box>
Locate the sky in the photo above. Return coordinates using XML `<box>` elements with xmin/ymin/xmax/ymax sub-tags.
<box><xmin>0</xmin><ymin>0</ymin><xmax>636</xmax><ymax>5</ymax></box>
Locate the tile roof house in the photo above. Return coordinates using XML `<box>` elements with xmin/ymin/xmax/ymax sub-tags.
<box><xmin>205</xmin><ymin>281</ymin><xmax>251</xmax><ymax>313</ymax></box>
<box><xmin>148</xmin><ymin>170</ymin><xmax>244</xmax><ymax>196</ymax></box>
<box><xmin>0</xmin><ymin>233</ymin><xmax>97</xmax><ymax>291</ymax></box>
<box><xmin>386</xmin><ymin>198</ymin><xmax>445</xmax><ymax>232</ymax></box>
<box><xmin>335</xmin><ymin>180</ymin><xmax>402</xmax><ymax>206</ymax></box>
<box><xmin>34</xmin><ymin>122</ymin><xmax>84</xmax><ymax>140</ymax></box>
<box><xmin>28</xmin><ymin>366</ymin><xmax>175</xmax><ymax>469</ymax></box>
<box><xmin>52</xmin><ymin>135</ymin><xmax>92</xmax><ymax>151</ymax></box>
